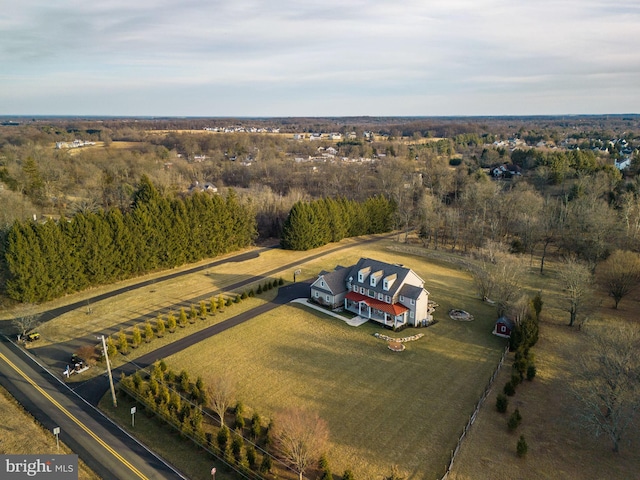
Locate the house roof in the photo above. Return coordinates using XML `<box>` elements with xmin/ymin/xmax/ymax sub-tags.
<box><xmin>345</xmin><ymin>291</ymin><xmax>408</xmax><ymax>316</ymax></box>
<box><xmin>346</xmin><ymin>258</ymin><xmax>423</xmax><ymax>298</ymax></box>
<box><xmin>315</xmin><ymin>266</ymin><xmax>348</xmax><ymax>294</ymax></box>
<box><xmin>496</xmin><ymin>316</ymin><xmax>515</xmax><ymax>328</ymax></box>
<box><xmin>399</xmin><ymin>284</ymin><xmax>425</xmax><ymax>299</ymax></box>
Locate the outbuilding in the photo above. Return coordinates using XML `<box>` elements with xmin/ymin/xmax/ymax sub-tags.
<box><xmin>493</xmin><ymin>316</ymin><xmax>514</xmax><ymax>338</ymax></box>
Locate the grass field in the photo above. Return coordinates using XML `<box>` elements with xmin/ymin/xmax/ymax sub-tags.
<box><xmin>0</xmin><ymin>386</ymin><xmax>100</xmax><ymax>479</ymax></box>
<box><xmin>448</xmin><ymin>281</ymin><xmax>640</xmax><ymax>480</ymax></box>
<box><xmin>163</xmin><ymin>242</ymin><xmax>507</xmax><ymax>479</ymax></box>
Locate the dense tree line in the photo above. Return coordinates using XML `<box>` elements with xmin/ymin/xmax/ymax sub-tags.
<box><xmin>280</xmin><ymin>196</ymin><xmax>396</xmax><ymax>250</ymax></box>
<box><xmin>2</xmin><ymin>176</ymin><xmax>256</xmax><ymax>302</ymax></box>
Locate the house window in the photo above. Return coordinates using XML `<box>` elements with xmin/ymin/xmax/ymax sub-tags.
<box><xmin>360</xmin><ymin>287</ymin><xmax>365</xmax><ymax>294</ymax></box>
<box><xmin>326</xmin><ymin>295</ymin><xmax>330</xmax><ymax>302</ymax></box>
<box><xmin>368</xmin><ymin>289</ymin><xmax>375</xmax><ymax>298</ymax></box>
<box><xmin>410</xmin><ymin>299</ymin><xmax>415</xmax><ymax>305</ymax></box>
<box><xmin>321</xmin><ymin>281</ymin><xmax>325</xmax><ymax>288</ymax></box>
<box><xmin>353</xmin><ymin>284</ymin><xmax>358</xmax><ymax>292</ymax></box>
<box><xmin>370</xmin><ymin>276</ymin><xmax>376</xmax><ymax>287</ymax></box>
<box><xmin>358</xmin><ymin>273</ymin><xmax>364</xmax><ymax>282</ymax></box>
<box><xmin>378</xmin><ymin>293</ymin><xmax>383</xmax><ymax>300</ymax></box>
<box><xmin>399</xmin><ymin>295</ymin><xmax>404</xmax><ymax>302</ymax></box>
<box><xmin>314</xmin><ymin>291</ymin><xmax>319</xmax><ymax>298</ymax></box>
<box><xmin>410</xmin><ymin>311</ymin><xmax>414</xmax><ymax>318</ymax></box>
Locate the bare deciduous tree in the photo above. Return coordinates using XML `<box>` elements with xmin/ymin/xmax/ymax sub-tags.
<box><xmin>596</xmin><ymin>250</ymin><xmax>640</xmax><ymax>309</ymax></box>
<box><xmin>12</xmin><ymin>304</ymin><xmax>41</xmax><ymax>340</ymax></box>
<box><xmin>558</xmin><ymin>258</ymin><xmax>594</xmax><ymax>327</ymax></box>
<box><xmin>206</xmin><ymin>373</ymin><xmax>235</xmax><ymax>427</ymax></box>
<box><xmin>272</xmin><ymin>407</ymin><xmax>329</xmax><ymax>480</ymax></box>
<box><xmin>574</xmin><ymin>323</ymin><xmax>640</xmax><ymax>452</ymax></box>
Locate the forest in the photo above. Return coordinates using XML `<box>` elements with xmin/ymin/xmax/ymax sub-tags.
<box><xmin>1</xmin><ymin>115</ymin><xmax>640</xmax><ymax>306</ymax></box>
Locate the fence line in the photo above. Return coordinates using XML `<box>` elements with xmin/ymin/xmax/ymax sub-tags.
<box><xmin>441</xmin><ymin>345</ymin><xmax>509</xmax><ymax>480</ymax></box>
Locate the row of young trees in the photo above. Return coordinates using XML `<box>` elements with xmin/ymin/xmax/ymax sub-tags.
<box><xmin>280</xmin><ymin>195</ymin><xmax>396</xmax><ymax>250</ymax></box>
<box><xmin>119</xmin><ymin>361</ymin><xmax>343</xmax><ymax>480</ymax></box>
<box><xmin>2</xmin><ymin>177</ymin><xmax>257</xmax><ymax>302</ymax></box>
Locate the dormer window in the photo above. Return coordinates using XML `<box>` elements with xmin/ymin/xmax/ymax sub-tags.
<box><xmin>370</xmin><ymin>270</ymin><xmax>383</xmax><ymax>287</ymax></box>
<box><xmin>383</xmin><ymin>274</ymin><xmax>397</xmax><ymax>291</ymax></box>
<box><xmin>358</xmin><ymin>267</ymin><xmax>371</xmax><ymax>283</ymax></box>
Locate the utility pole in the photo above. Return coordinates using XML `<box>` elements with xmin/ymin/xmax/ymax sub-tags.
<box><xmin>100</xmin><ymin>335</ymin><xmax>117</xmax><ymax>407</ymax></box>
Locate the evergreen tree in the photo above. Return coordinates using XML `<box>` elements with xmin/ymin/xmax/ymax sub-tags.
<box><xmin>144</xmin><ymin>322</ymin><xmax>154</xmax><ymax>343</ymax></box>
<box><xmin>5</xmin><ymin>221</ymin><xmax>48</xmax><ymax>302</ymax></box>
<box><xmin>131</xmin><ymin>325</ymin><xmax>142</xmax><ymax>348</ymax></box>
<box><xmin>167</xmin><ymin>312</ymin><xmax>177</xmax><ymax>332</ymax></box>
<box><xmin>209</xmin><ymin>297</ymin><xmax>217</xmax><ymax>315</ymax></box>
<box><xmin>156</xmin><ymin>316</ymin><xmax>166</xmax><ymax>337</ymax></box>
<box><xmin>178</xmin><ymin>308</ymin><xmax>188</xmax><ymax>328</ymax></box>
<box><xmin>118</xmin><ymin>330</ymin><xmax>129</xmax><ymax>354</ymax></box>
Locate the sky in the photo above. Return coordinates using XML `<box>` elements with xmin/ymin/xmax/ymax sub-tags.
<box><xmin>1</xmin><ymin>0</ymin><xmax>639</xmax><ymax>116</ymax></box>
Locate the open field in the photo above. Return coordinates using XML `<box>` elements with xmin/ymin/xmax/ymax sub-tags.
<box><xmin>0</xmin><ymin>386</ymin><xmax>100</xmax><ymax>479</ymax></box>
<box><xmin>163</xmin><ymin>242</ymin><xmax>507</xmax><ymax>479</ymax></box>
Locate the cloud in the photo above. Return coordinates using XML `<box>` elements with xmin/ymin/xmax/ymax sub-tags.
<box><xmin>1</xmin><ymin>0</ymin><xmax>639</xmax><ymax>115</ymax></box>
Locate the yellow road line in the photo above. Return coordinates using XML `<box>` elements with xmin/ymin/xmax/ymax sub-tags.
<box><xmin>0</xmin><ymin>352</ymin><xmax>148</xmax><ymax>480</ymax></box>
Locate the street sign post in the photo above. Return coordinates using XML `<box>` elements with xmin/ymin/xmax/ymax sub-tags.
<box><xmin>53</xmin><ymin>427</ymin><xmax>60</xmax><ymax>452</ymax></box>
<box><xmin>131</xmin><ymin>406</ymin><xmax>136</xmax><ymax>427</ymax></box>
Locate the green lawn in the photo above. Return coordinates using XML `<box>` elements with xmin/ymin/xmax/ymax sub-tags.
<box><xmin>164</xmin><ymin>244</ymin><xmax>507</xmax><ymax>479</ymax></box>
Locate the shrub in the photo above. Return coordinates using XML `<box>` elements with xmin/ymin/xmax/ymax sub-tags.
<box><xmin>526</xmin><ymin>364</ymin><xmax>537</xmax><ymax>381</ymax></box>
<box><xmin>131</xmin><ymin>325</ymin><xmax>142</xmax><ymax>348</ymax></box>
<box><xmin>503</xmin><ymin>381</ymin><xmax>516</xmax><ymax>396</ymax></box>
<box><xmin>156</xmin><ymin>316</ymin><xmax>166</xmax><ymax>337</ymax></box>
<box><xmin>231</xmin><ymin>435</ymin><xmax>244</xmax><ymax>463</ymax></box>
<box><xmin>496</xmin><ymin>393</ymin><xmax>508</xmax><ymax>413</ymax></box>
<box><xmin>510</xmin><ymin>372</ymin><xmax>522</xmax><ymax>387</ymax></box>
<box><xmin>260</xmin><ymin>454</ymin><xmax>272</xmax><ymax>473</ymax></box>
<box><xmin>217</xmin><ymin>295</ymin><xmax>225</xmax><ymax>311</ymax></box>
<box><xmin>144</xmin><ymin>322</ymin><xmax>154</xmax><ymax>343</ymax></box>
<box><xmin>209</xmin><ymin>297</ymin><xmax>217</xmax><ymax>314</ymax></box>
<box><xmin>278</xmin><ymin>277</ymin><xmax>284</xmax><ymax>286</ymax></box>
<box><xmin>217</xmin><ymin>425</ymin><xmax>230</xmax><ymax>453</ymax></box>
<box><xmin>189</xmin><ymin>304</ymin><xmax>198</xmax><ymax>322</ymax></box>
<box><xmin>179</xmin><ymin>370</ymin><xmax>190</xmax><ymax>392</ymax></box>
<box><xmin>225</xmin><ymin>297</ymin><xmax>233</xmax><ymax>307</ymax></box>
<box><xmin>241</xmin><ymin>291</ymin><xmax>248</xmax><ymax>300</ymax></box>
<box><xmin>105</xmin><ymin>336</ymin><xmax>117</xmax><ymax>358</ymax></box>
<box><xmin>246</xmin><ymin>444</ymin><xmax>257</xmax><ymax>469</ymax></box>
<box><xmin>178</xmin><ymin>308</ymin><xmax>188</xmax><ymax>327</ymax></box>
<box><xmin>256</xmin><ymin>284</ymin><xmax>263</xmax><ymax>294</ymax></box>
<box><xmin>118</xmin><ymin>330</ymin><xmax>129</xmax><ymax>355</ymax></box>
<box><xmin>199</xmin><ymin>301</ymin><xmax>208</xmax><ymax>318</ymax></box>
<box><xmin>167</xmin><ymin>312</ymin><xmax>177</xmax><ymax>332</ymax></box>
<box><xmin>517</xmin><ymin>435</ymin><xmax>528</xmax><ymax>457</ymax></box>
<box><xmin>248</xmin><ymin>289</ymin><xmax>255</xmax><ymax>297</ymax></box>
<box><xmin>234</xmin><ymin>295</ymin><xmax>241</xmax><ymax>303</ymax></box>
<box><xmin>251</xmin><ymin>412</ymin><xmax>261</xmax><ymax>439</ymax></box>
<box><xmin>508</xmin><ymin>408</ymin><xmax>522</xmax><ymax>431</ymax></box>
<box><xmin>343</xmin><ymin>470</ymin><xmax>355</xmax><ymax>480</ymax></box>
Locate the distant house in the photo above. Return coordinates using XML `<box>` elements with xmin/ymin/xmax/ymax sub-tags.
<box><xmin>310</xmin><ymin>258</ymin><xmax>433</xmax><ymax>330</ymax></box>
<box><xmin>493</xmin><ymin>316</ymin><xmax>514</xmax><ymax>338</ymax></box>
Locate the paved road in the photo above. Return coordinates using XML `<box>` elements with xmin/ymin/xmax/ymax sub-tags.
<box><xmin>0</xmin><ymin>335</ymin><xmax>187</xmax><ymax>480</ymax></box>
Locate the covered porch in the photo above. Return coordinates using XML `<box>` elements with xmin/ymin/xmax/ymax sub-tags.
<box><xmin>344</xmin><ymin>292</ymin><xmax>409</xmax><ymax>330</ymax></box>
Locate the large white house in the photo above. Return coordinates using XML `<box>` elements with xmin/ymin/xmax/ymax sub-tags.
<box><xmin>310</xmin><ymin>258</ymin><xmax>432</xmax><ymax>330</ymax></box>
